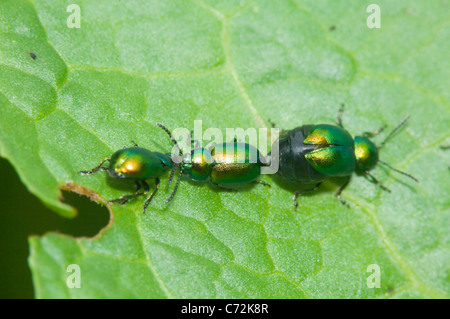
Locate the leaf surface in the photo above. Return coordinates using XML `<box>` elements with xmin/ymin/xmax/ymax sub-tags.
<box><xmin>0</xmin><ymin>0</ymin><xmax>449</xmax><ymax>298</ymax></box>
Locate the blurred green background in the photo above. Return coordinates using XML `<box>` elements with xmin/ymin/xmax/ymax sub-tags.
<box><xmin>0</xmin><ymin>157</ymin><xmax>109</xmax><ymax>298</ymax></box>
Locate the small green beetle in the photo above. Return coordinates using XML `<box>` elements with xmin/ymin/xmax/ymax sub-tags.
<box><xmin>271</xmin><ymin>105</ymin><xmax>419</xmax><ymax>209</ymax></box>
<box><xmin>79</xmin><ymin>139</ymin><xmax>173</xmax><ymax>213</ymax></box>
<box><xmin>181</xmin><ymin>143</ymin><xmax>264</xmax><ymax>184</ymax></box>
<box><xmin>157</xmin><ymin>124</ymin><xmax>270</xmax><ymax>203</ymax></box>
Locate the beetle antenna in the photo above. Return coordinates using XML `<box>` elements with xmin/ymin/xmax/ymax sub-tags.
<box><xmin>168</xmin><ymin>163</ymin><xmax>179</xmax><ymax>186</ymax></box>
<box><xmin>166</xmin><ymin>170</ymin><xmax>182</xmax><ymax>203</ymax></box>
<box><xmin>378</xmin><ymin>160</ymin><xmax>419</xmax><ymax>183</ymax></box>
<box><xmin>379</xmin><ymin>115</ymin><xmax>410</xmax><ymax>148</ymax></box>
<box><xmin>157</xmin><ymin>123</ymin><xmax>182</xmax><ymax>156</ymax></box>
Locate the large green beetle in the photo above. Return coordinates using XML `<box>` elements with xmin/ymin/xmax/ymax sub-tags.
<box><xmin>271</xmin><ymin>106</ymin><xmax>418</xmax><ymax>209</ymax></box>
<box><xmin>276</xmin><ymin>124</ymin><xmax>356</xmax><ymax>184</ymax></box>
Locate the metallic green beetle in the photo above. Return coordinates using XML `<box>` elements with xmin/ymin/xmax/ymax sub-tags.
<box><xmin>271</xmin><ymin>106</ymin><xmax>419</xmax><ymax>210</ymax></box>
<box><xmin>275</xmin><ymin>124</ymin><xmax>356</xmax><ymax>185</ymax></box>
<box><xmin>157</xmin><ymin>124</ymin><xmax>270</xmax><ymax>203</ymax></box>
<box><xmin>79</xmin><ymin>139</ymin><xmax>173</xmax><ymax>213</ymax></box>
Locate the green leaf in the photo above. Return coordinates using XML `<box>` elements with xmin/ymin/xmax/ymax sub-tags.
<box><xmin>1</xmin><ymin>0</ymin><xmax>449</xmax><ymax>298</ymax></box>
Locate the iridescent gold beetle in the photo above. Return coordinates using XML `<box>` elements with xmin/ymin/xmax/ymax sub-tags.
<box><xmin>157</xmin><ymin>124</ymin><xmax>270</xmax><ymax>203</ymax></box>
<box><xmin>79</xmin><ymin>137</ymin><xmax>173</xmax><ymax>213</ymax></box>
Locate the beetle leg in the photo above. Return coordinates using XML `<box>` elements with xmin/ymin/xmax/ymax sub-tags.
<box><xmin>292</xmin><ymin>183</ymin><xmax>321</xmax><ymax>211</ymax></box>
<box><xmin>335</xmin><ymin>104</ymin><xmax>345</xmax><ymax>128</ymax></box>
<box><xmin>109</xmin><ymin>181</ymin><xmax>145</xmax><ymax>205</ymax></box>
<box><xmin>123</xmin><ymin>140</ymin><xmax>139</xmax><ymax>149</ymax></box>
<box><xmin>268</xmin><ymin>119</ymin><xmax>277</xmax><ymax>128</ymax></box>
<box><xmin>143</xmin><ymin>178</ymin><xmax>160</xmax><ymax>213</ymax></box>
<box><xmin>335</xmin><ymin>176</ymin><xmax>351</xmax><ymax>207</ymax></box>
<box><xmin>364</xmin><ymin>171</ymin><xmax>391</xmax><ymax>192</ymax></box>
<box><xmin>214</xmin><ymin>184</ymin><xmax>237</xmax><ymax>192</ymax></box>
<box><xmin>268</xmin><ymin>119</ymin><xmax>285</xmax><ymax>135</ymax></box>
<box><xmin>141</xmin><ymin>180</ymin><xmax>150</xmax><ymax>193</ymax></box>
<box><xmin>79</xmin><ymin>158</ymin><xmax>110</xmax><ymax>175</ymax></box>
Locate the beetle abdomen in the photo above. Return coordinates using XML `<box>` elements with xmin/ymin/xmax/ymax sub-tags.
<box><xmin>273</xmin><ymin>124</ymin><xmax>356</xmax><ymax>184</ymax></box>
<box><xmin>210</xmin><ymin>142</ymin><xmax>262</xmax><ymax>184</ymax></box>
<box><xmin>276</xmin><ymin>125</ymin><xmax>325</xmax><ymax>184</ymax></box>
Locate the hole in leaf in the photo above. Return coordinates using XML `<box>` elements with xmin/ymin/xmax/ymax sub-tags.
<box><xmin>0</xmin><ymin>157</ymin><xmax>110</xmax><ymax>298</ymax></box>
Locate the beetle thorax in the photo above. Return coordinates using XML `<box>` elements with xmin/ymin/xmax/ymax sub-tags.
<box><xmin>181</xmin><ymin>148</ymin><xmax>212</xmax><ymax>181</ymax></box>
<box><xmin>354</xmin><ymin>136</ymin><xmax>379</xmax><ymax>171</ymax></box>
